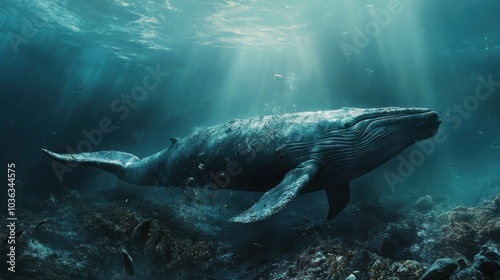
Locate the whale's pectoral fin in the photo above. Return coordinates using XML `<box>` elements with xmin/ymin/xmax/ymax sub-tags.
<box><xmin>41</xmin><ymin>148</ymin><xmax>140</xmax><ymax>175</ymax></box>
<box><xmin>229</xmin><ymin>159</ymin><xmax>319</xmax><ymax>223</ymax></box>
<box><xmin>325</xmin><ymin>182</ymin><xmax>350</xmax><ymax>220</ymax></box>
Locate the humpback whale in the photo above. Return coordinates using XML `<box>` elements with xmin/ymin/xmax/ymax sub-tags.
<box><xmin>42</xmin><ymin>107</ymin><xmax>441</xmax><ymax>223</ymax></box>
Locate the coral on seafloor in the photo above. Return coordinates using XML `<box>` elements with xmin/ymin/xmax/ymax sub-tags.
<box><xmin>3</xmin><ymin>188</ymin><xmax>230</xmax><ymax>280</ymax></box>
<box><xmin>3</xmin><ymin>188</ymin><xmax>499</xmax><ymax>279</ymax></box>
<box><xmin>253</xmin><ymin>194</ymin><xmax>499</xmax><ymax>280</ymax></box>
<box><xmin>438</xmin><ymin>194</ymin><xmax>500</xmax><ymax>260</ymax></box>
<box><xmin>262</xmin><ymin>242</ymin><xmax>428</xmax><ymax>280</ymax></box>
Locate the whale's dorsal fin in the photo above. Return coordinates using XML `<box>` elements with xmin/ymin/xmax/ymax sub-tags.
<box><xmin>41</xmin><ymin>148</ymin><xmax>139</xmax><ymax>176</ymax></box>
<box><xmin>169</xmin><ymin>137</ymin><xmax>179</xmax><ymax>145</ymax></box>
<box><xmin>229</xmin><ymin>159</ymin><xmax>319</xmax><ymax>223</ymax></box>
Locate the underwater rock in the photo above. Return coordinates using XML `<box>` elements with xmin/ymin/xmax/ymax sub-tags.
<box><xmin>452</xmin><ymin>267</ymin><xmax>485</xmax><ymax>280</ymax></box>
<box><xmin>414</xmin><ymin>195</ymin><xmax>435</xmax><ymax>211</ymax></box>
<box><xmin>471</xmin><ymin>244</ymin><xmax>500</xmax><ymax>279</ymax></box>
<box><xmin>451</xmin><ymin>243</ymin><xmax>500</xmax><ymax>280</ymax></box>
<box><xmin>418</xmin><ymin>258</ymin><xmax>459</xmax><ymax>280</ymax></box>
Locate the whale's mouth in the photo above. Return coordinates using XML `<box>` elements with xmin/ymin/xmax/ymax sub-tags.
<box><xmin>431</xmin><ymin>124</ymin><xmax>440</xmax><ymax>137</ymax></box>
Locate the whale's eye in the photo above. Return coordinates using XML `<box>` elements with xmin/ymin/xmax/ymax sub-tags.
<box><xmin>344</xmin><ymin>122</ymin><xmax>351</xmax><ymax>128</ymax></box>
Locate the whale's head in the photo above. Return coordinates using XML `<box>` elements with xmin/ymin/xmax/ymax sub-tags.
<box><xmin>308</xmin><ymin>107</ymin><xmax>441</xmax><ymax>180</ymax></box>
<box><xmin>338</xmin><ymin>107</ymin><xmax>441</xmax><ymax>144</ymax></box>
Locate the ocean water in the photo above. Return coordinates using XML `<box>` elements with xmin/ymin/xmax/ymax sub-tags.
<box><xmin>1</xmin><ymin>0</ymin><xmax>499</xmax><ymax>279</ymax></box>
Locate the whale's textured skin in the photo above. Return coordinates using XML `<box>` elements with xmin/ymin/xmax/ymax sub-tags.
<box><xmin>43</xmin><ymin>107</ymin><xmax>441</xmax><ymax>223</ymax></box>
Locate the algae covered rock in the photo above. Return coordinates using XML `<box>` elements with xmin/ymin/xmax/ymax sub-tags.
<box><xmin>418</xmin><ymin>258</ymin><xmax>458</xmax><ymax>280</ymax></box>
<box><xmin>415</xmin><ymin>195</ymin><xmax>435</xmax><ymax>211</ymax></box>
<box><xmin>471</xmin><ymin>244</ymin><xmax>500</xmax><ymax>279</ymax></box>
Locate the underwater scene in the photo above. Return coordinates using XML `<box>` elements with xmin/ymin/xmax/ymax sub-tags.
<box><xmin>1</xmin><ymin>0</ymin><xmax>500</xmax><ymax>279</ymax></box>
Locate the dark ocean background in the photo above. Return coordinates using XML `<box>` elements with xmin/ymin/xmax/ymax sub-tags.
<box><xmin>1</xmin><ymin>0</ymin><xmax>499</xmax><ymax>279</ymax></box>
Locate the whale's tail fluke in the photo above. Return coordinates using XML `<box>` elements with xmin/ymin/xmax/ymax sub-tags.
<box><xmin>42</xmin><ymin>148</ymin><xmax>143</xmax><ymax>182</ymax></box>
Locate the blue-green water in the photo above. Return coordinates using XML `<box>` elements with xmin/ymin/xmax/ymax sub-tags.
<box><xmin>1</xmin><ymin>1</ymin><xmax>499</xmax><ymax>279</ymax></box>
